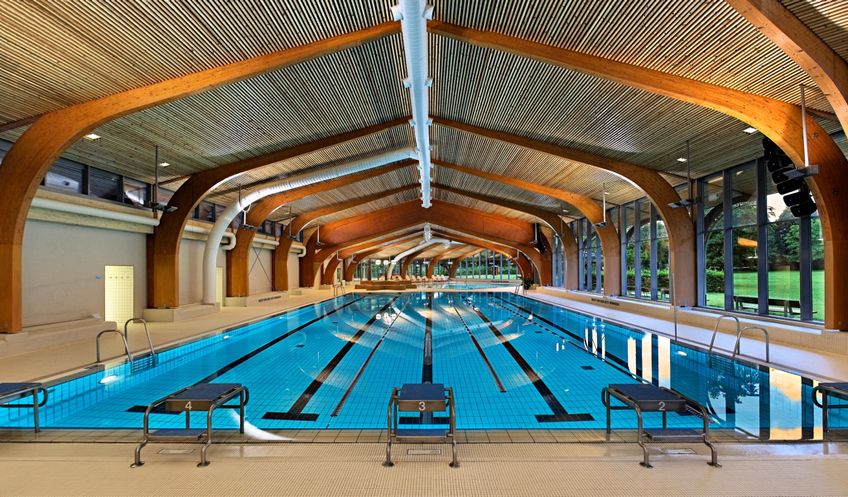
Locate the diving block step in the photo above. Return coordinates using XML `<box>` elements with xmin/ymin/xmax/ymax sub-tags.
<box><xmin>142</xmin><ymin>303</ymin><xmax>220</xmax><ymax>322</ymax></box>
<box><xmin>223</xmin><ymin>292</ymin><xmax>286</xmax><ymax>307</ymax></box>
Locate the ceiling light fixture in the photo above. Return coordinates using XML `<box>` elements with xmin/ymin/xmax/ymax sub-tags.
<box><xmin>158</xmin><ymin>162</ymin><xmax>170</xmax><ymax>168</ymax></box>
<box><xmin>668</xmin><ymin>140</ymin><xmax>695</xmax><ymax>209</ymax></box>
<box><xmin>150</xmin><ymin>145</ymin><xmax>178</xmax><ymax>213</ymax></box>
<box><xmin>83</xmin><ymin>133</ymin><xmax>101</xmax><ymax>141</ymax></box>
<box><xmin>742</xmin><ymin>127</ymin><xmax>758</xmax><ymax>134</ymax></box>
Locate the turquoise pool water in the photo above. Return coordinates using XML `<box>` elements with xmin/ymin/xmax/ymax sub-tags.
<box><xmin>1</xmin><ymin>292</ymin><xmax>842</xmax><ymax>438</ymax></box>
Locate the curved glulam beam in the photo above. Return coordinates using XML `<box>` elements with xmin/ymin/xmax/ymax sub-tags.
<box><xmin>726</xmin><ymin>0</ymin><xmax>848</xmax><ymax>134</ymax></box>
<box><xmin>399</xmin><ymin>245</ymin><xmax>437</xmax><ymax>277</ymax></box>
<box><xmin>302</xmin><ymin>201</ymin><xmax>539</xmax><ymax>286</ymax></box>
<box><xmin>435</xmin><ymin>229</ymin><xmax>553</xmax><ymax>285</ymax></box>
<box><xmin>436</xmin><ymin>160</ymin><xmax>620</xmax><ymax>295</ymax></box>
<box><xmin>151</xmin><ymin>118</ymin><xmax>408</xmax><ymax>306</ymax></box>
<box><xmin>434</xmin><ymin>118</ymin><xmax>694</xmax><ymax>302</ymax></box>
<box><xmin>0</xmin><ymin>22</ymin><xmax>401</xmax><ymax>332</ymax></box>
<box><xmin>435</xmin><ymin>183</ymin><xmax>579</xmax><ymax>288</ymax></box>
<box><xmin>429</xmin><ymin>20</ymin><xmax>848</xmax><ymax>328</ymax></box>
<box><xmin>449</xmin><ymin>249</ymin><xmax>484</xmax><ymax>279</ymax></box>
<box><xmin>226</xmin><ymin>175</ymin><xmax>414</xmax><ymax>297</ymax></box>
<box><xmin>425</xmin><ymin>245</ymin><xmax>469</xmax><ymax>279</ymax></box>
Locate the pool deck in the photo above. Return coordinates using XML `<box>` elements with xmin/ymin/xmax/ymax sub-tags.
<box><xmin>2</xmin><ymin>286</ymin><xmax>848</xmax><ymax>495</ymax></box>
<box><xmin>2</xmin><ymin>441</ymin><xmax>847</xmax><ymax>496</ymax></box>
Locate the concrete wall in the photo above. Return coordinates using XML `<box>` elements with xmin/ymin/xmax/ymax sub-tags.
<box><xmin>22</xmin><ymin>219</ymin><xmax>147</xmax><ymax>327</ymax></box>
<box><xmin>248</xmin><ymin>248</ymin><xmax>273</xmax><ymax>294</ymax></box>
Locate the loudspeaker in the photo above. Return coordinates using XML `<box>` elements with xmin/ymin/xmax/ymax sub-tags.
<box><xmin>762</xmin><ymin>138</ymin><xmax>817</xmax><ymax>217</ymax></box>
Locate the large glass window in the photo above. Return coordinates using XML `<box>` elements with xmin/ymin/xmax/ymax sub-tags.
<box><xmin>123</xmin><ymin>178</ymin><xmax>148</xmax><ymax>207</ymax></box>
<box><xmin>701</xmin><ymin>173</ymin><xmax>726</xmax><ymax>308</ymax></box>
<box><xmin>695</xmin><ymin>158</ymin><xmax>821</xmax><ymax>322</ymax></box>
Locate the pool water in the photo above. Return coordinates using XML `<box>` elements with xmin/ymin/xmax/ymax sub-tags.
<box><xmin>1</xmin><ymin>292</ymin><xmax>844</xmax><ymax>438</ymax></box>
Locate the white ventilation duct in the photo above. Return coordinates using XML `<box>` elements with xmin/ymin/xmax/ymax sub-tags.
<box><xmin>392</xmin><ymin>0</ymin><xmax>434</xmax><ymax>208</ymax></box>
<box><xmin>386</xmin><ymin>238</ymin><xmax>448</xmax><ymax>276</ymax></box>
<box><xmin>201</xmin><ymin>147</ymin><xmax>417</xmax><ymax>303</ymax></box>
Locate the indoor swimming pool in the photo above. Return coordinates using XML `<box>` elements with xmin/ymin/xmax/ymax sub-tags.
<box><xmin>1</xmin><ymin>292</ymin><xmax>842</xmax><ymax>438</ymax></box>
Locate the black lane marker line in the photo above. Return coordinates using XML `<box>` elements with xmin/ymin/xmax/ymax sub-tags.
<box><xmin>467</xmin><ymin>302</ymin><xmax>594</xmax><ymax>423</ymax></box>
<box><xmin>450</xmin><ymin>303</ymin><xmax>506</xmax><ymax>393</ymax></box>
<box><xmin>127</xmin><ymin>296</ymin><xmax>365</xmax><ymax>414</ymax></box>
<box><xmin>263</xmin><ymin>296</ymin><xmax>399</xmax><ymax>421</ymax></box>
<box><xmin>493</xmin><ymin>295</ymin><xmax>638</xmax><ymax>378</ymax></box>
<box><xmin>420</xmin><ymin>293</ymin><xmax>434</xmax><ymax>424</ymax></box>
<box><xmin>422</xmin><ymin>292</ymin><xmax>433</xmax><ymax>384</ymax></box>
<box><xmin>330</xmin><ymin>297</ymin><xmax>412</xmax><ymax>417</ymax></box>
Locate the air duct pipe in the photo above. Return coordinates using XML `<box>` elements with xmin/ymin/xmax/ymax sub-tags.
<box><xmin>201</xmin><ymin>148</ymin><xmax>417</xmax><ymax>303</ymax></box>
<box><xmin>393</xmin><ymin>0</ymin><xmax>434</xmax><ymax>208</ymax></box>
<box><xmin>386</xmin><ymin>238</ymin><xmax>448</xmax><ymax>276</ymax></box>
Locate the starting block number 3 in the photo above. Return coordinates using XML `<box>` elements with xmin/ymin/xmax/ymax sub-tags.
<box><xmin>418</xmin><ymin>401</ymin><xmax>426</xmax><ymax>411</ymax></box>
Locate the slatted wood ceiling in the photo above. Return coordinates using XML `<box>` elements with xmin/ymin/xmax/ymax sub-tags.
<box><xmin>0</xmin><ymin>0</ymin><xmax>846</xmax><ymax>226</ymax></box>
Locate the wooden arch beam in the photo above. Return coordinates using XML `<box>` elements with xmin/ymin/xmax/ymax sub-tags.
<box><xmin>435</xmin><ymin>182</ymin><xmax>579</xmax><ymax>288</ymax></box>
<box><xmin>151</xmin><ymin>118</ymin><xmax>408</xmax><ymax>306</ymax></box>
<box><xmin>426</xmin><ymin>245</ymin><xmax>470</xmax><ymax>279</ymax></box>
<box><xmin>429</xmin><ymin>228</ymin><xmax>545</xmax><ymax>283</ymax></box>
<box><xmin>399</xmin><ymin>245</ymin><xmax>437</xmax><ymax>277</ymax></box>
<box><xmin>303</xmin><ymin>201</ymin><xmax>540</xmax><ymax>287</ymax></box>
<box><xmin>449</xmin><ymin>249</ymin><xmax>485</xmax><ymax>279</ymax></box>
<box><xmin>436</xmin><ymin>161</ymin><xmax>620</xmax><ymax>295</ymax></box>
<box><xmin>227</xmin><ymin>171</ymin><xmax>414</xmax><ymax>297</ymax></box>
<box><xmin>725</xmin><ymin>0</ymin><xmax>848</xmax><ymax>134</ymax></box>
<box><xmin>0</xmin><ymin>22</ymin><xmax>401</xmax><ymax>332</ymax></box>
<box><xmin>434</xmin><ymin>118</ymin><xmax>693</xmax><ymax>302</ymax></box>
<box><xmin>429</xmin><ymin>20</ymin><xmax>848</xmax><ymax>328</ymax></box>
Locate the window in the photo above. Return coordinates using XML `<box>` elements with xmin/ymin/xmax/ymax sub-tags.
<box><xmin>695</xmin><ymin>158</ymin><xmax>821</xmax><ymax>322</ymax></box>
<box><xmin>89</xmin><ymin>168</ymin><xmax>121</xmax><ymax>202</ymax></box>
<box><xmin>44</xmin><ymin>161</ymin><xmax>85</xmax><ymax>194</ymax></box>
<box><xmin>123</xmin><ymin>178</ymin><xmax>148</xmax><ymax>207</ymax></box>
<box><xmin>197</xmin><ymin>201</ymin><xmax>216</xmax><ymax>222</ymax></box>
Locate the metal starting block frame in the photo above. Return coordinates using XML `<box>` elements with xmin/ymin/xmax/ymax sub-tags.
<box><xmin>132</xmin><ymin>383</ymin><xmax>249</xmax><ymax>468</ymax></box>
<box><xmin>384</xmin><ymin>383</ymin><xmax>458</xmax><ymax>468</ymax></box>
<box><xmin>602</xmin><ymin>383</ymin><xmax>720</xmax><ymax>468</ymax></box>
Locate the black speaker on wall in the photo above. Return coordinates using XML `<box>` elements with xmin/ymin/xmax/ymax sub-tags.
<box><xmin>762</xmin><ymin>138</ymin><xmax>817</xmax><ymax>218</ymax></box>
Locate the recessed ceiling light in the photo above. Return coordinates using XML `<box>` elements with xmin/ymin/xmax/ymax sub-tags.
<box><xmin>83</xmin><ymin>133</ymin><xmax>101</xmax><ymax>140</ymax></box>
<box><xmin>676</xmin><ymin>157</ymin><xmax>687</xmax><ymax>163</ymax></box>
<box><xmin>159</xmin><ymin>162</ymin><xmax>170</xmax><ymax>167</ymax></box>
<box><xmin>743</xmin><ymin>127</ymin><xmax>758</xmax><ymax>134</ymax></box>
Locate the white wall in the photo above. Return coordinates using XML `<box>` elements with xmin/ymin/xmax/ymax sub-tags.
<box><xmin>248</xmin><ymin>248</ymin><xmax>273</xmax><ymax>294</ymax></box>
<box><xmin>287</xmin><ymin>252</ymin><xmax>299</xmax><ymax>291</ymax></box>
<box><xmin>179</xmin><ymin>238</ymin><xmax>225</xmax><ymax>305</ymax></box>
<box><xmin>22</xmin><ymin>220</ymin><xmax>147</xmax><ymax>327</ymax></box>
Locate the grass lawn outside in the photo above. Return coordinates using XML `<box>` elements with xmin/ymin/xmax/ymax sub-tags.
<box><xmin>705</xmin><ymin>270</ymin><xmax>823</xmax><ymax>320</ymax></box>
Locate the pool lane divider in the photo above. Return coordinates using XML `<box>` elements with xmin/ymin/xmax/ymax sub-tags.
<box><xmin>450</xmin><ymin>303</ymin><xmax>506</xmax><ymax>393</ymax></box>
<box><xmin>127</xmin><ymin>296</ymin><xmax>367</xmax><ymax>414</ymax></box>
<box><xmin>330</xmin><ymin>296</ymin><xmax>412</xmax><ymax>417</ymax></box>
<box><xmin>263</xmin><ymin>296</ymin><xmax>399</xmax><ymax>422</ymax></box>
<box><xmin>467</xmin><ymin>300</ymin><xmax>594</xmax><ymax>423</ymax></box>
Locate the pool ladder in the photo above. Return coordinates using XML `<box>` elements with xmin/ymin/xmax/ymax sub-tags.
<box><xmin>95</xmin><ymin>318</ymin><xmax>157</xmax><ymax>367</ymax></box>
<box><xmin>707</xmin><ymin>314</ymin><xmax>770</xmax><ymax>362</ymax></box>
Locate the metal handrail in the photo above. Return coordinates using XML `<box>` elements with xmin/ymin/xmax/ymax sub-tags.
<box><xmin>707</xmin><ymin>314</ymin><xmax>741</xmax><ymax>354</ymax></box>
<box><xmin>733</xmin><ymin>326</ymin><xmax>770</xmax><ymax>362</ymax></box>
<box><xmin>125</xmin><ymin>318</ymin><xmax>155</xmax><ymax>362</ymax></box>
<box><xmin>96</xmin><ymin>329</ymin><xmax>132</xmax><ymax>363</ymax></box>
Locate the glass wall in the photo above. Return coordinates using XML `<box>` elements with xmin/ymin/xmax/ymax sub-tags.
<box><xmin>696</xmin><ymin>158</ymin><xmax>821</xmax><ymax>321</ymax></box>
<box><xmin>454</xmin><ymin>250</ymin><xmax>517</xmax><ymax>280</ymax></box>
